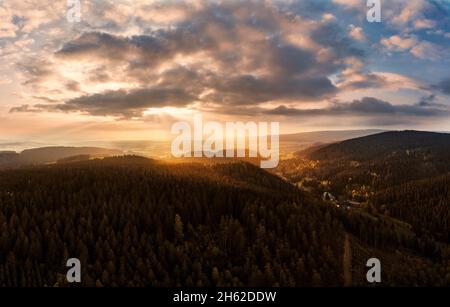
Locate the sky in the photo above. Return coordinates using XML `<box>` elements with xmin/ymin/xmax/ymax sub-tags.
<box><xmin>1</xmin><ymin>0</ymin><xmax>450</xmax><ymax>148</ymax></box>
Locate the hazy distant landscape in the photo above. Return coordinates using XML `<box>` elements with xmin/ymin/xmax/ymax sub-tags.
<box><xmin>0</xmin><ymin>129</ymin><xmax>388</xmax><ymax>168</ymax></box>
<box><xmin>0</xmin><ymin>147</ymin><xmax>123</xmax><ymax>168</ymax></box>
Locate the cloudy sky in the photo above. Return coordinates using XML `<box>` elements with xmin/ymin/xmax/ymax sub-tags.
<box><xmin>1</xmin><ymin>0</ymin><xmax>450</xmax><ymax>147</ymax></box>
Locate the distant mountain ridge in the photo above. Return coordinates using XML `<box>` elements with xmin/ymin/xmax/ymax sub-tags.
<box><xmin>281</xmin><ymin>129</ymin><xmax>387</xmax><ymax>143</ymax></box>
<box><xmin>301</xmin><ymin>131</ymin><xmax>450</xmax><ymax>245</ymax></box>
<box><xmin>308</xmin><ymin>130</ymin><xmax>450</xmax><ymax>162</ymax></box>
<box><xmin>0</xmin><ymin>146</ymin><xmax>122</xmax><ymax>168</ymax></box>
<box><xmin>299</xmin><ymin>130</ymin><xmax>450</xmax><ymax>202</ymax></box>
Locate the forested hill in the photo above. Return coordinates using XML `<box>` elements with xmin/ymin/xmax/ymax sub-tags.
<box><xmin>0</xmin><ymin>156</ymin><xmax>344</xmax><ymax>287</ymax></box>
<box><xmin>0</xmin><ymin>156</ymin><xmax>449</xmax><ymax>287</ymax></box>
<box><xmin>304</xmin><ymin>131</ymin><xmax>450</xmax><ymax>189</ymax></box>
<box><xmin>373</xmin><ymin>173</ymin><xmax>450</xmax><ymax>243</ymax></box>
<box><xmin>291</xmin><ymin>130</ymin><xmax>450</xmax><ymax>261</ymax></box>
<box><xmin>308</xmin><ymin>130</ymin><xmax>450</xmax><ymax>162</ymax></box>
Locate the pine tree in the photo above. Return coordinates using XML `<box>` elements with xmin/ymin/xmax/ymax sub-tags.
<box><xmin>174</xmin><ymin>214</ymin><xmax>184</xmax><ymax>242</ymax></box>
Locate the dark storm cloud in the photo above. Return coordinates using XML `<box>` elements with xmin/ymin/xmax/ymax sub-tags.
<box><xmin>206</xmin><ymin>74</ymin><xmax>336</xmax><ymax>105</ymax></box>
<box><xmin>416</xmin><ymin>94</ymin><xmax>445</xmax><ymax>107</ymax></box>
<box><xmin>56</xmin><ymin>27</ymin><xmax>214</xmax><ymax>66</ymax></box>
<box><xmin>311</xmin><ymin>21</ymin><xmax>365</xmax><ymax>59</ymax></box>
<box><xmin>338</xmin><ymin>97</ymin><xmax>448</xmax><ymax>116</ymax></box>
<box><xmin>435</xmin><ymin>78</ymin><xmax>450</xmax><ymax>95</ymax></box>
<box><xmin>285</xmin><ymin>0</ymin><xmax>336</xmax><ymax>19</ymax></box>
<box><xmin>56</xmin><ymin>32</ymin><xmax>153</xmax><ymax>61</ymax></box>
<box><xmin>268</xmin><ymin>44</ymin><xmax>317</xmax><ymax>75</ymax></box>
<box><xmin>265</xmin><ymin>97</ymin><xmax>450</xmax><ymax>117</ymax></box>
<box><xmin>36</xmin><ymin>87</ymin><xmax>196</xmax><ymax>117</ymax></box>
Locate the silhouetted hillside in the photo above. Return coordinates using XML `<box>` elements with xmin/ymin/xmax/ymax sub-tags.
<box><xmin>0</xmin><ymin>156</ymin><xmax>448</xmax><ymax>287</ymax></box>
<box><xmin>0</xmin><ymin>151</ymin><xmax>20</xmax><ymax>167</ymax></box>
<box><xmin>0</xmin><ymin>156</ymin><xmax>343</xmax><ymax>286</ymax></box>
<box><xmin>276</xmin><ymin>131</ymin><xmax>450</xmax><ymax>275</ymax></box>
<box><xmin>0</xmin><ymin>146</ymin><xmax>123</xmax><ymax>168</ymax></box>
<box><xmin>282</xmin><ymin>129</ymin><xmax>386</xmax><ymax>144</ymax></box>
<box><xmin>304</xmin><ymin>131</ymin><xmax>450</xmax><ymax>190</ymax></box>
<box><xmin>20</xmin><ymin>147</ymin><xmax>123</xmax><ymax>164</ymax></box>
<box><xmin>309</xmin><ymin>131</ymin><xmax>450</xmax><ymax>162</ymax></box>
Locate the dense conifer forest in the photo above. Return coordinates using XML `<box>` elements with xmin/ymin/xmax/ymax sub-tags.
<box><xmin>0</xmin><ymin>157</ymin><xmax>345</xmax><ymax>287</ymax></box>
<box><xmin>1</xmin><ymin>131</ymin><xmax>450</xmax><ymax>287</ymax></box>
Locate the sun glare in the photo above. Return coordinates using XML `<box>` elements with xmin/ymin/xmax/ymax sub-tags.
<box><xmin>143</xmin><ymin>107</ymin><xmax>196</xmax><ymax>117</ymax></box>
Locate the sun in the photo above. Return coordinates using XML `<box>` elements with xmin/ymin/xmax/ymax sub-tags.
<box><xmin>143</xmin><ymin>107</ymin><xmax>197</xmax><ymax>117</ymax></box>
